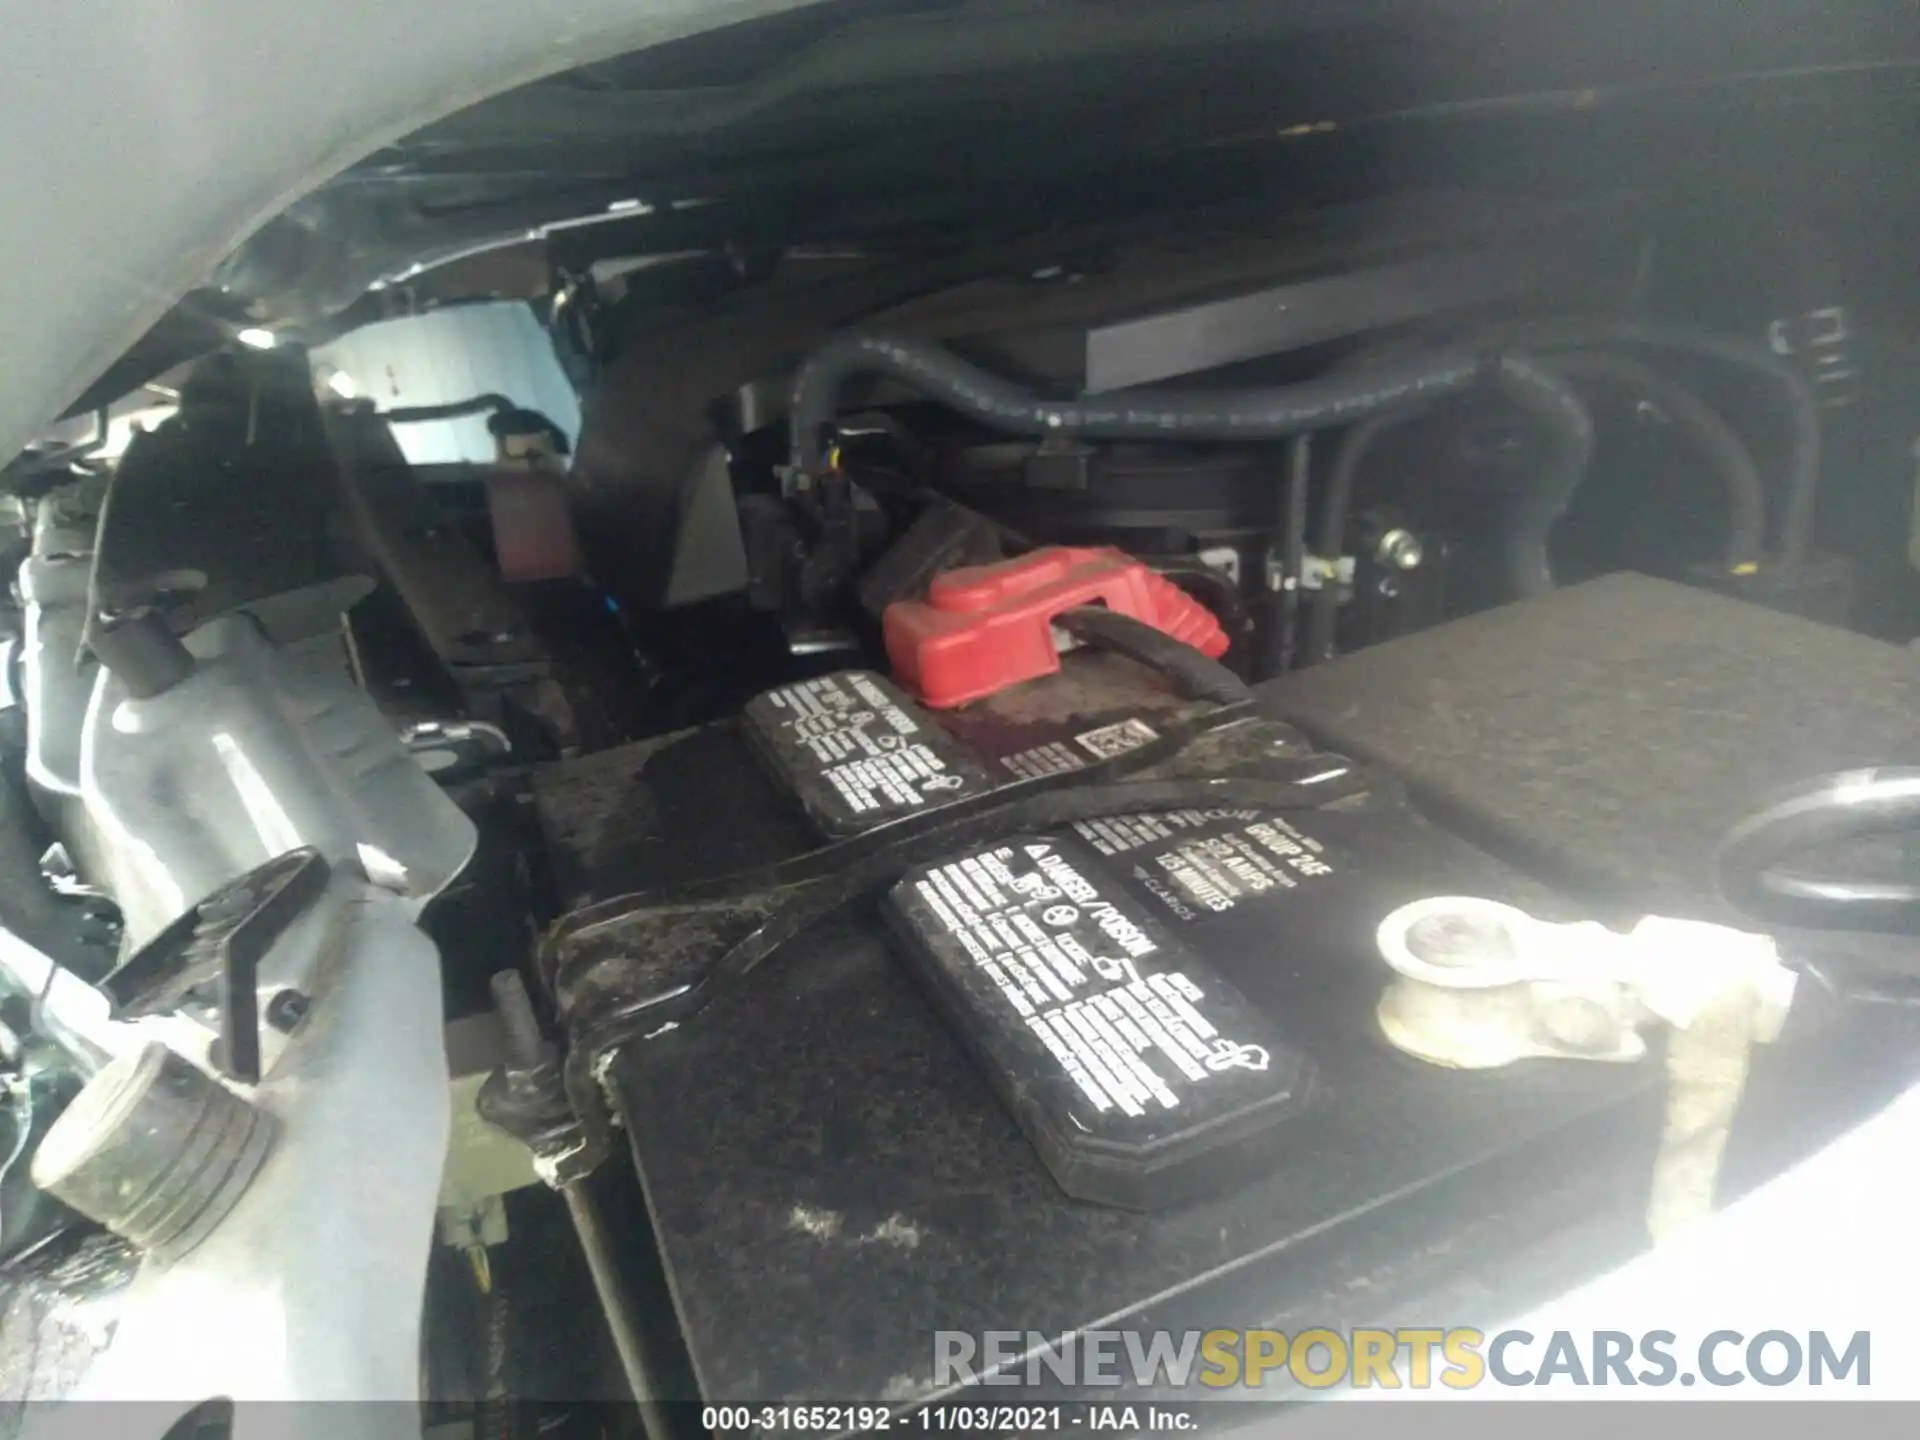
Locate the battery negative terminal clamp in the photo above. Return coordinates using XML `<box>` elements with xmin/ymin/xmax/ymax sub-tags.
<box><xmin>1374</xmin><ymin>896</ymin><xmax>1796</xmax><ymax>1068</ymax></box>
<box><xmin>1374</xmin><ymin>895</ymin><xmax>1798</xmax><ymax>1240</ymax></box>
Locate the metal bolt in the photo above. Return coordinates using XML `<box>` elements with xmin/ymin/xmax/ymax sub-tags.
<box><xmin>1406</xmin><ymin>912</ymin><xmax>1517</xmax><ymax>970</ymax></box>
<box><xmin>490</xmin><ymin>970</ymin><xmax>551</xmax><ymax>1069</ymax></box>
<box><xmin>264</xmin><ymin>990</ymin><xmax>310</xmax><ymax>1033</ymax></box>
<box><xmin>1374</xmin><ymin>528</ymin><xmax>1425</xmax><ymax>571</ymax></box>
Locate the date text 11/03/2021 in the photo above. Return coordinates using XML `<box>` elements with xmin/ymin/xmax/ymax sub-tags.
<box><xmin>703</xmin><ymin>1406</ymin><xmax>1192</xmax><ymax>1433</ymax></box>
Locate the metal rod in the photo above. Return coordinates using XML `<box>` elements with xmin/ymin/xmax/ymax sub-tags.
<box><xmin>561</xmin><ymin>1180</ymin><xmax>673</xmax><ymax>1440</ymax></box>
<box><xmin>489</xmin><ymin>969</ymin><xmax>550</xmax><ymax>1067</ymax></box>
<box><xmin>1260</xmin><ymin>434</ymin><xmax>1311</xmax><ymax>680</ymax></box>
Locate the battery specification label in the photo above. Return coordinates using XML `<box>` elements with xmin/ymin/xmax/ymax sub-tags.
<box><xmin>998</xmin><ymin>717</ymin><xmax>1160</xmax><ymax>780</ymax></box>
<box><xmin>893</xmin><ymin>838</ymin><xmax>1289</xmax><ymax>1124</ymax></box>
<box><xmin>1072</xmin><ymin>809</ymin><xmax>1340</xmax><ymax>923</ymax></box>
<box><xmin>744</xmin><ymin>672</ymin><xmax>994</xmax><ymax>835</ymax></box>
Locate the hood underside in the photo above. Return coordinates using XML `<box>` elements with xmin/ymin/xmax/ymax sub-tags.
<box><xmin>6</xmin><ymin>0</ymin><xmax>1917</xmax><ymax>461</ymax></box>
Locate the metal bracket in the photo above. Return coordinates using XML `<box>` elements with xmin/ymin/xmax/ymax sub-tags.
<box><xmin>101</xmin><ymin>848</ymin><xmax>332</xmax><ymax>1083</ymax></box>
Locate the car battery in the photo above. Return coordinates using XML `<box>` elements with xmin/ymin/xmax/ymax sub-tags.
<box><xmin>529</xmin><ymin>583</ymin><xmax>1920</xmax><ymax>1412</ymax></box>
<box><xmin>536</xmin><ymin>650</ymin><xmax>1638</xmax><ymax>1405</ymax></box>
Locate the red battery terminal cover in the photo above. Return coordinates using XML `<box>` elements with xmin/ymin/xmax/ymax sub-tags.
<box><xmin>883</xmin><ymin>545</ymin><xmax>1230</xmax><ymax>708</ymax></box>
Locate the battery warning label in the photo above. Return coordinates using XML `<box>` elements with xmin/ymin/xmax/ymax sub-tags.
<box><xmin>1073</xmin><ymin>810</ymin><xmax>1340</xmax><ymax>922</ymax></box>
<box><xmin>900</xmin><ymin>840</ymin><xmax>1278</xmax><ymax>1119</ymax></box>
<box><xmin>744</xmin><ymin>672</ymin><xmax>994</xmax><ymax>835</ymax></box>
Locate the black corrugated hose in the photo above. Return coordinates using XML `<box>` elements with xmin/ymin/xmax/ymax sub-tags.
<box><xmin>792</xmin><ymin>327</ymin><xmax>1805</xmax><ymax>665</ymax></box>
<box><xmin>1306</xmin><ymin>354</ymin><xmax>1595</xmax><ymax>664</ymax></box>
<box><xmin>1470</xmin><ymin>318</ymin><xmax>1818</xmax><ymax>564</ymax></box>
<box><xmin>1488</xmin><ymin>354</ymin><xmax>1599</xmax><ymax>600</ymax></box>
<box><xmin>792</xmin><ymin>334</ymin><xmax>1597</xmax><ymax>670</ymax></box>
<box><xmin>1558</xmin><ymin>320</ymin><xmax>1820</xmax><ymax>566</ymax></box>
<box><xmin>788</xmin><ymin>333</ymin><xmax>1490</xmax><ymax>477</ymax></box>
<box><xmin>1545</xmin><ymin>350</ymin><xmax>1770</xmax><ymax>570</ymax></box>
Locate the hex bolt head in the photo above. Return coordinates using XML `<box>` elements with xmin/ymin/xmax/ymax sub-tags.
<box><xmin>1375</xmin><ymin>528</ymin><xmax>1425</xmax><ymax>571</ymax></box>
<box><xmin>1405</xmin><ymin>911</ymin><xmax>1518</xmax><ymax>970</ymax></box>
<box><xmin>264</xmin><ymin>989</ymin><xmax>311</xmax><ymax>1033</ymax></box>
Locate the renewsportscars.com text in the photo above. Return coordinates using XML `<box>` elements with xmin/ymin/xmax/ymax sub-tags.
<box><xmin>933</xmin><ymin>1328</ymin><xmax>1872</xmax><ymax>1390</ymax></box>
